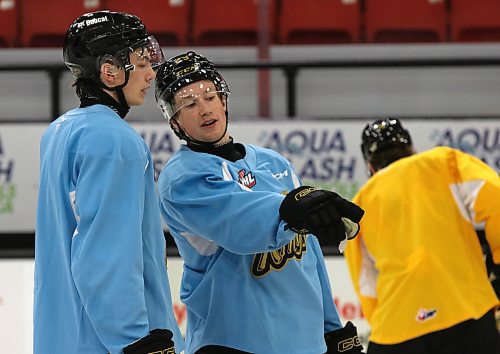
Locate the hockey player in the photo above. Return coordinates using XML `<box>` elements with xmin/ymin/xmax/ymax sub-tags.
<box><xmin>154</xmin><ymin>51</ymin><xmax>365</xmax><ymax>354</ymax></box>
<box><xmin>344</xmin><ymin>118</ymin><xmax>500</xmax><ymax>354</ymax></box>
<box><xmin>34</xmin><ymin>11</ymin><xmax>183</xmax><ymax>354</ymax></box>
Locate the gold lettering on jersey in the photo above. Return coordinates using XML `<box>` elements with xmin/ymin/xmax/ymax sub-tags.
<box><xmin>251</xmin><ymin>234</ymin><xmax>307</xmax><ymax>277</ymax></box>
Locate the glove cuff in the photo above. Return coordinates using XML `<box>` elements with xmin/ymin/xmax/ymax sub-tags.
<box><xmin>325</xmin><ymin>322</ymin><xmax>363</xmax><ymax>353</ymax></box>
<box><xmin>123</xmin><ymin>329</ymin><xmax>175</xmax><ymax>354</ymax></box>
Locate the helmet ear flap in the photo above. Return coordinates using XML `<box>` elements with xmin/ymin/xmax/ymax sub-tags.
<box><xmin>169</xmin><ymin>116</ymin><xmax>190</xmax><ymax>141</ymax></box>
<box><xmin>66</xmin><ymin>63</ymin><xmax>85</xmax><ymax>79</ymax></box>
<box><xmin>170</xmin><ymin>117</ymin><xmax>180</xmax><ymax>132</ymax></box>
<box><xmin>98</xmin><ymin>54</ymin><xmax>124</xmax><ymax>75</ymax></box>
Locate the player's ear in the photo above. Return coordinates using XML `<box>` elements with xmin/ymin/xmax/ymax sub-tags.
<box><xmin>368</xmin><ymin>162</ymin><xmax>377</xmax><ymax>176</ymax></box>
<box><xmin>100</xmin><ymin>62</ymin><xmax>120</xmax><ymax>86</ymax></box>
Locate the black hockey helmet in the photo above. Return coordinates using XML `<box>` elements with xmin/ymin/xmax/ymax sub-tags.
<box><xmin>155</xmin><ymin>51</ymin><xmax>229</xmax><ymax>122</ymax></box>
<box><xmin>155</xmin><ymin>51</ymin><xmax>230</xmax><ymax>145</ymax></box>
<box><xmin>63</xmin><ymin>10</ymin><xmax>164</xmax><ymax>84</ymax></box>
<box><xmin>361</xmin><ymin>118</ymin><xmax>413</xmax><ymax>162</ymax></box>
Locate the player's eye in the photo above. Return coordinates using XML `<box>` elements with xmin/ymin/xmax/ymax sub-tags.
<box><xmin>184</xmin><ymin>100</ymin><xmax>197</xmax><ymax>109</ymax></box>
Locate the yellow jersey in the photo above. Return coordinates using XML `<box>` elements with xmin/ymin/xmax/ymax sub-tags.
<box><xmin>344</xmin><ymin>146</ymin><xmax>500</xmax><ymax>344</ymax></box>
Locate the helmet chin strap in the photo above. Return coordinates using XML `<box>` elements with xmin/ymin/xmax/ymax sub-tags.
<box><xmin>100</xmin><ymin>70</ymin><xmax>131</xmax><ymax>110</ymax></box>
<box><xmin>114</xmin><ymin>86</ymin><xmax>129</xmax><ymax>110</ymax></box>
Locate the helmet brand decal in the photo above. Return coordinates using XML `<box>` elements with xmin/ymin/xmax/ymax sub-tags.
<box><xmin>174</xmin><ymin>63</ymin><xmax>200</xmax><ymax>78</ymax></box>
<box><xmin>85</xmin><ymin>15</ymin><xmax>109</xmax><ymax>26</ymax></box>
<box><xmin>75</xmin><ymin>15</ymin><xmax>109</xmax><ymax>29</ymax></box>
<box><xmin>174</xmin><ymin>54</ymin><xmax>190</xmax><ymax>64</ymax></box>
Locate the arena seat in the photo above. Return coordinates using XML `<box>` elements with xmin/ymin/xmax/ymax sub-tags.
<box><xmin>0</xmin><ymin>0</ymin><xmax>18</xmax><ymax>47</ymax></box>
<box><xmin>279</xmin><ymin>0</ymin><xmax>361</xmax><ymax>44</ymax></box>
<box><xmin>21</xmin><ymin>0</ymin><xmax>103</xmax><ymax>47</ymax></box>
<box><xmin>104</xmin><ymin>0</ymin><xmax>190</xmax><ymax>46</ymax></box>
<box><xmin>450</xmin><ymin>0</ymin><xmax>500</xmax><ymax>42</ymax></box>
<box><xmin>364</xmin><ymin>0</ymin><xmax>448</xmax><ymax>43</ymax></box>
<box><xmin>191</xmin><ymin>0</ymin><xmax>277</xmax><ymax>46</ymax></box>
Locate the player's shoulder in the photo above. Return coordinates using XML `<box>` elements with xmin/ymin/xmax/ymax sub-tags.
<box><xmin>376</xmin><ymin>146</ymin><xmax>458</xmax><ymax>170</ymax></box>
<box><xmin>410</xmin><ymin>146</ymin><xmax>475</xmax><ymax>169</ymax></box>
<box><xmin>247</xmin><ymin>144</ymin><xmax>279</xmax><ymax>155</ymax></box>
<box><xmin>158</xmin><ymin>147</ymin><xmax>224</xmax><ymax>195</ymax></box>
<box><xmin>246</xmin><ymin>144</ymin><xmax>289</xmax><ymax>163</ymax></box>
<box><xmin>69</xmin><ymin>106</ymin><xmax>145</xmax><ymax>160</ymax></box>
<box><xmin>160</xmin><ymin>146</ymin><xmax>217</xmax><ymax>178</ymax></box>
<box><xmin>419</xmin><ymin>145</ymin><xmax>459</xmax><ymax>158</ymax></box>
<box><xmin>356</xmin><ymin>146</ymin><xmax>463</xmax><ymax>197</ymax></box>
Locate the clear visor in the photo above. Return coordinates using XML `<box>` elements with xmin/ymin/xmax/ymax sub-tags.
<box><xmin>158</xmin><ymin>85</ymin><xmax>228</xmax><ymax>121</ymax></box>
<box><xmin>116</xmin><ymin>35</ymin><xmax>165</xmax><ymax>71</ymax></box>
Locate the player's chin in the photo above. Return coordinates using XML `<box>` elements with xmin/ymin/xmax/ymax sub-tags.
<box><xmin>129</xmin><ymin>95</ymin><xmax>146</xmax><ymax>106</ymax></box>
<box><xmin>198</xmin><ymin>130</ymin><xmax>222</xmax><ymax>143</ymax></box>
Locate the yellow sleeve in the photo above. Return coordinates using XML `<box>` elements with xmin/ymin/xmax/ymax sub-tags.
<box><xmin>344</xmin><ymin>194</ymin><xmax>378</xmax><ymax>323</ymax></box>
<box><xmin>454</xmin><ymin>149</ymin><xmax>500</xmax><ymax>263</ymax></box>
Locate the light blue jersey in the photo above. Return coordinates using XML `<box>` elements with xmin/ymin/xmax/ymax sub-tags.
<box><xmin>159</xmin><ymin>144</ymin><xmax>342</xmax><ymax>354</ymax></box>
<box><xmin>34</xmin><ymin>105</ymin><xmax>183</xmax><ymax>354</ymax></box>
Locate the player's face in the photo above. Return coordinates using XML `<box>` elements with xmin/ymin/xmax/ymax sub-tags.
<box><xmin>173</xmin><ymin>80</ymin><xmax>228</xmax><ymax>143</ymax></box>
<box><xmin>122</xmin><ymin>48</ymin><xmax>156</xmax><ymax>106</ymax></box>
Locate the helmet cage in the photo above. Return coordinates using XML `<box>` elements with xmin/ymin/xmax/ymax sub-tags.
<box><xmin>158</xmin><ymin>88</ymin><xmax>229</xmax><ymax>122</ymax></box>
<box><xmin>102</xmin><ymin>35</ymin><xmax>164</xmax><ymax>72</ymax></box>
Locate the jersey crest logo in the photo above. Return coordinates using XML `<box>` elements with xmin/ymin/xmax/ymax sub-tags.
<box><xmin>251</xmin><ymin>234</ymin><xmax>307</xmax><ymax>277</ymax></box>
<box><xmin>238</xmin><ymin>169</ymin><xmax>256</xmax><ymax>188</ymax></box>
<box><xmin>416</xmin><ymin>308</ymin><xmax>437</xmax><ymax>322</ymax></box>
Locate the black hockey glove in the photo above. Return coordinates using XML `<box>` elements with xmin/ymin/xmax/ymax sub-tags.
<box><xmin>279</xmin><ymin>186</ymin><xmax>364</xmax><ymax>248</ymax></box>
<box><xmin>324</xmin><ymin>321</ymin><xmax>364</xmax><ymax>354</ymax></box>
<box><xmin>488</xmin><ymin>264</ymin><xmax>500</xmax><ymax>299</ymax></box>
<box><xmin>123</xmin><ymin>329</ymin><xmax>175</xmax><ymax>354</ymax></box>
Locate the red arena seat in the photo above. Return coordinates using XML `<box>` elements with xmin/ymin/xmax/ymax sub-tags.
<box><xmin>279</xmin><ymin>0</ymin><xmax>361</xmax><ymax>44</ymax></box>
<box><xmin>191</xmin><ymin>0</ymin><xmax>277</xmax><ymax>46</ymax></box>
<box><xmin>105</xmin><ymin>0</ymin><xmax>190</xmax><ymax>46</ymax></box>
<box><xmin>0</xmin><ymin>0</ymin><xmax>18</xmax><ymax>47</ymax></box>
<box><xmin>21</xmin><ymin>0</ymin><xmax>103</xmax><ymax>47</ymax></box>
<box><xmin>364</xmin><ymin>0</ymin><xmax>448</xmax><ymax>43</ymax></box>
<box><xmin>450</xmin><ymin>0</ymin><xmax>500</xmax><ymax>42</ymax></box>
